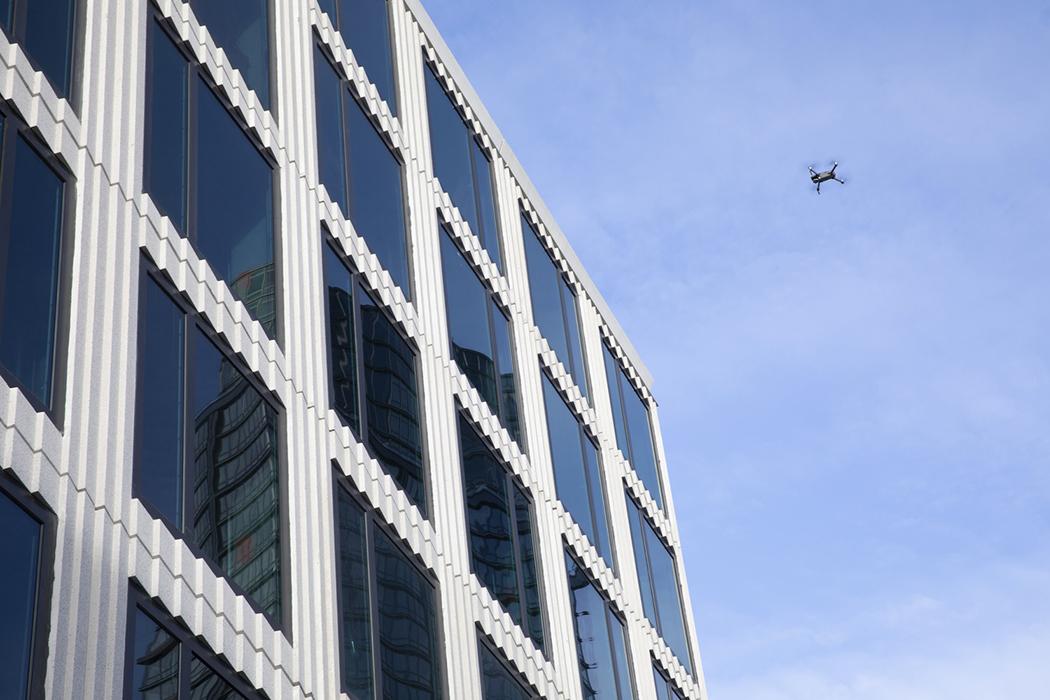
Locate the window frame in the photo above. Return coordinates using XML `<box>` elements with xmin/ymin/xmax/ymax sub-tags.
<box><xmin>132</xmin><ymin>256</ymin><xmax>291</xmax><ymax>635</ymax></box>
<box><xmin>455</xmin><ymin>408</ymin><xmax>546</xmax><ymax>652</ymax></box>
<box><xmin>331</xmin><ymin>468</ymin><xmax>448</xmax><ymax>700</ymax></box>
<box><xmin>476</xmin><ymin>631</ymin><xmax>541</xmax><ymax>700</ymax></box>
<box><xmin>321</xmin><ymin>230</ymin><xmax>432</xmax><ymax>518</ymax></box>
<box><xmin>440</xmin><ymin>220</ymin><xmax>524</xmax><ymax>447</ymax></box>
<box><xmin>316</xmin><ymin>0</ymin><xmax>400</xmax><ymax>116</ymax></box>
<box><xmin>1</xmin><ymin>0</ymin><xmax>82</xmax><ymax>104</ymax></box>
<box><xmin>0</xmin><ymin>468</ymin><xmax>56</xmax><ymax>699</ymax></box>
<box><xmin>123</xmin><ymin>583</ymin><xmax>267</xmax><ymax>699</ymax></box>
<box><xmin>143</xmin><ymin>9</ymin><xmax>283</xmax><ymax>343</ymax></box>
<box><xmin>0</xmin><ymin>99</ymin><xmax>76</xmax><ymax>427</ymax></box>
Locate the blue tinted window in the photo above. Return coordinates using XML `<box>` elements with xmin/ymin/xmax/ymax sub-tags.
<box><xmin>336</xmin><ymin>0</ymin><xmax>397</xmax><ymax>114</ymax></box>
<box><xmin>128</xmin><ymin>609</ymin><xmax>179</xmax><ymax>700</ymax></box>
<box><xmin>608</xmin><ymin>613</ymin><xmax>633</xmax><ymax>699</ymax></box>
<box><xmin>359</xmin><ymin>285</ymin><xmax>425</xmax><ymax>513</ymax></box>
<box><xmin>0</xmin><ymin>133</ymin><xmax>65</xmax><ymax>410</ymax></box>
<box><xmin>190</xmin><ymin>655</ymin><xmax>245</xmax><ymax>698</ymax></box>
<box><xmin>0</xmin><ymin>1</ymin><xmax>10</xmax><ymax>31</ymax></box>
<box><xmin>561</xmin><ymin>282</ymin><xmax>588</xmax><ymax>397</ymax></box>
<box><xmin>345</xmin><ymin>93</ymin><xmax>411</xmax><ymax>295</ymax></box>
<box><xmin>653</xmin><ymin>667</ymin><xmax>672</xmax><ymax>700</ymax></box>
<box><xmin>601</xmin><ymin>344</ymin><xmax>628</xmax><ymax>457</ymax></box>
<box><xmin>145</xmin><ymin>19</ymin><xmax>188</xmax><ymax>234</ymax></box>
<box><xmin>492</xmin><ymin>308</ymin><xmax>521</xmax><ymax>445</ymax></box>
<box><xmin>314</xmin><ymin>45</ymin><xmax>348</xmax><ymax>214</ymax></box>
<box><xmin>323</xmin><ymin>243</ymin><xmax>360</xmax><ymax>433</ymax></box>
<box><xmin>470</xmin><ymin>138</ymin><xmax>502</xmax><ymax>270</ymax></box>
<box><xmin>190</xmin><ymin>0</ymin><xmax>271</xmax><ymax>109</ymax></box>
<box><xmin>514</xmin><ymin>485</ymin><xmax>543</xmax><ymax>650</ymax></box>
<box><xmin>604</xmin><ymin>342</ymin><xmax>662</xmax><ymax>509</ymax></box>
<box><xmin>134</xmin><ymin>276</ymin><xmax>185</xmax><ymax>527</ymax></box>
<box><xmin>0</xmin><ymin>489</ymin><xmax>42</xmax><ymax>700</ymax></box>
<box><xmin>21</xmin><ymin>0</ymin><xmax>76</xmax><ymax>97</ymax></box>
<box><xmin>564</xmin><ymin>553</ymin><xmax>633</xmax><ymax>700</ymax></box>
<box><xmin>479</xmin><ymin>643</ymin><xmax>531</xmax><ymax>700</ymax></box>
<box><xmin>336</xmin><ymin>486</ymin><xmax>373</xmax><ymax>697</ymax></box>
<box><xmin>374</xmin><ymin>530</ymin><xmax>442</xmax><ymax>698</ymax></box>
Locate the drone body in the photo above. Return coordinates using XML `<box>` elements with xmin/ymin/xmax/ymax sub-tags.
<box><xmin>809</xmin><ymin>162</ymin><xmax>845</xmax><ymax>194</ymax></box>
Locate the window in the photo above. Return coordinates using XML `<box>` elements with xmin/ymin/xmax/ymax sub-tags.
<box><xmin>541</xmin><ymin>374</ymin><xmax>612</xmax><ymax>566</ymax></box>
<box><xmin>564</xmin><ymin>552</ymin><xmax>634</xmax><ymax>700</ymax></box>
<box><xmin>314</xmin><ymin>43</ymin><xmax>412</xmax><ymax>296</ymax></box>
<box><xmin>145</xmin><ymin>16</ymin><xmax>278</xmax><ymax>338</ymax></box>
<box><xmin>478</xmin><ymin>636</ymin><xmax>537</xmax><ymax>700</ymax></box>
<box><xmin>0</xmin><ymin>472</ymin><xmax>53</xmax><ymax>700</ymax></box>
<box><xmin>189</xmin><ymin>0</ymin><xmax>273</xmax><ymax>110</ymax></box>
<box><xmin>0</xmin><ymin>0</ymin><xmax>77</xmax><ymax>98</ymax></box>
<box><xmin>441</xmin><ymin>227</ymin><xmax>521</xmax><ymax>444</ymax></box>
<box><xmin>124</xmin><ymin>588</ymin><xmax>265</xmax><ymax>699</ymax></box>
<box><xmin>457</xmin><ymin>413</ymin><xmax>543</xmax><ymax>650</ymax></box>
<box><xmin>323</xmin><ymin>238</ymin><xmax>427</xmax><ymax>515</ymax></box>
<box><xmin>522</xmin><ymin>214</ymin><xmax>588</xmax><ymax>398</ymax></box>
<box><xmin>425</xmin><ymin>64</ymin><xmax>502</xmax><ymax>270</ymax></box>
<box><xmin>603</xmin><ymin>342</ymin><xmax>663</xmax><ymax>508</ymax></box>
<box><xmin>133</xmin><ymin>263</ymin><xmax>284</xmax><ymax>626</ymax></box>
<box><xmin>0</xmin><ymin>108</ymin><xmax>72</xmax><ymax>415</ymax></box>
<box><xmin>653</xmin><ymin>663</ymin><xmax>686</xmax><ymax>700</ymax></box>
<box><xmin>316</xmin><ymin>0</ymin><xmax>398</xmax><ymax>114</ymax></box>
<box><xmin>334</xmin><ymin>477</ymin><xmax>444</xmax><ymax>699</ymax></box>
<box><xmin>626</xmin><ymin>494</ymin><xmax>693</xmax><ymax>674</ymax></box>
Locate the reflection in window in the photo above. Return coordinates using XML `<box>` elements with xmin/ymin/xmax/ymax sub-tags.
<box><xmin>322</xmin><ymin>239</ymin><xmax>427</xmax><ymax>514</ymax></box>
<box><xmin>626</xmin><ymin>495</ymin><xmax>693</xmax><ymax>674</ymax></box>
<box><xmin>0</xmin><ymin>112</ymin><xmax>69</xmax><ymax>412</ymax></box>
<box><xmin>133</xmin><ymin>266</ymin><xmax>283</xmax><ymax>624</ymax></box>
<box><xmin>441</xmin><ymin>228</ymin><xmax>521</xmax><ymax>443</ymax></box>
<box><xmin>564</xmin><ymin>552</ymin><xmax>634</xmax><ymax>700</ymax></box>
<box><xmin>541</xmin><ymin>375</ymin><xmax>612</xmax><ymax>566</ymax></box>
<box><xmin>125</xmin><ymin>596</ymin><xmax>262</xmax><ymax>699</ymax></box>
<box><xmin>522</xmin><ymin>215</ymin><xmax>588</xmax><ymax>398</ymax></box>
<box><xmin>316</xmin><ymin>0</ymin><xmax>398</xmax><ymax>114</ymax></box>
<box><xmin>603</xmin><ymin>342</ymin><xmax>662</xmax><ymax>508</ymax></box>
<box><xmin>478</xmin><ymin>640</ymin><xmax>534</xmax><ymax>700</ymax></box>
<box><xmin>189</xmin><ymin>0</ymin><xmax>272</xmax><ymax>109</ymax></box>
<box><xmin>0</xmin><ymin>479</ymin><xmax>48</xmax><ymax>700</ymax></box>
<box><xmin>314</xmin><ymin>44</ymin><xmax>411</xmax><ymax>296</ymax></box>
<box><xmin>334</xmin><ymin>480</ymin><xmax>444</xmax><ymax>698</ymax></box>
<box><xmin>653</xmin><ymin>664</ymin><xmax>686</xmax><ymax>700</ymax></box>
<box><xmin>0</xmin><ymin>0</ymin><xmax>76</xmax><ymax>97</ymax></box>
<box><xmin>425</xmin><ymin>65</ymin><xmax>503</xmax><ymax>270</ymax></box>
<box><xmin>458</xmin><ymin>414</ymin><xmax>544</xmax><ymax>649</ymax></box>
<box><xmin>145</xmin><ymin>18</ymin><xmax>277</xmax><ymax>338</ymax></box>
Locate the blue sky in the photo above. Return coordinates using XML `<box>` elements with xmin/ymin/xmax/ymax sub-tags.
<box><xmin>421</xmin><ymin>1</ymin><xmax>1050</xmax><ymax>697</ymax></box>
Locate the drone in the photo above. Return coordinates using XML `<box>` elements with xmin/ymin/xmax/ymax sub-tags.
<box><xmin>809</xmin><ymin>162</ymin><xmax>845</xmax><ymax>194</ymax></box>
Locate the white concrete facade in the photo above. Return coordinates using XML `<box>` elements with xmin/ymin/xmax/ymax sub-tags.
<box><xmin>0</xmin><ymin>0</ymin><xmax>708</xmax><ymax>697</ymax></box>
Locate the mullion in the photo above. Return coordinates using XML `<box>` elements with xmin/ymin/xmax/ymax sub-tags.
<box><xmin>186</xmin><ymin>61</ymin><xmax>200</xmax><ymax>249</ymax></box>
<box><xmin>468</xmin><ymin>135</ymin><xmax>484</xmax><ymax>246</ymax></box>
<box><xmin>179</xmin><ymin>313</ymin><xmax>192</xmax><ymax>533</ymax></box>
<box><xmin>577</xmin><ymin>427</ymin><xmax>600</xmax><ymax>555</ymax></box>
<box><xmin>484</xmin><ymin>295</ymin><xmax>500</xmax><ymax>417</ymax></box>
<box><xmin>179</xmin><ymin>640</ymin><xmax>191</xmax><ymax>699</ymax></box>
<box><xmin>340</xmin><ymin>82</ymin><xmax>353</xmax><ymax>217</ymax></box>
<box><xmin>607</xmin><ymin>609</ymin><xmax>627</xmax><ymax>700</ymax></box>
<box><xmin>366</xmin><ymin>514</ymin><xmax>383</xmax><ymax>699</ymax></box>
<box><xmin>10</xmin><ymin>0</ymin><xmax>26</xmax><ymax>38</ymax></box>
<box><xmin>0</xmin><ymin>115</ymin><xmax>16</xmax><ymax>329</ymax></box>
<box><xmin>352</xmin><ymin>275</ymin><xmax>368</xmax><ymax>443</ymax></box>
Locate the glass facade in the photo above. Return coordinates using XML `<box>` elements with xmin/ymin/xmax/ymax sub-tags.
<box><xmin>145</xmin><ymin>17</ymin><xmax>278</xmax><ymax>338</ymax></box>
<box><xmin>323</xmin><ymin>239</ymin><xmax>427</xmax><ymax>515</ymax></box>
<box><xmin>541</xmin><ymin>375</ymin><xmax>612</xmax><ymax>566</ymax></box>
<box><xmin>316</xmin><ymin>0</ymin><xmax>398</xmax><ymax>114</ymax></box>
<box><xmin>626</xmin><ymin>494</ymin><xmax>692</xmax><ymax>674</ymax></box>
<box><xmin>603</xmin><ymin>342</ymin><xmax>663</xmax><ymax>508</ymax></box>
<box><xmin>478</xmin><ymin>640</ymin><xmax>534</xmax><ymax>700</ymax></box>
<box><xmin>133</xmin><ymin>266</ymin><xmax>283</xmax><ymax>624</ymax></box>
<box><xmin>335</xmin><ymin>481</ymin><xmax>444</xmax><ymax>699</ymax></box>
<box><xmin>458</xmin><ymin>413</ymin><xmax>544</xmax><ymax>649</ymax></box>
<box><xmin>425</xmin><ymin>64</ymin><xmax>503</xmax><ymax>270</ymax></box>
<box><xmin>314</xmin><ymin>44</ymin><xmax>412</xmax><ymax>296</ymax></box>
<box><xmin>0</xmin><ymin>0</ymin><xmax>76</xmax><ymax>98</ymax></box>
<box><xmin>522</xmin><ymin>215</ymin><xmax>588</xmax><ymax>398</ymax></box>
<box><xmin>653</xmin><ymin>664</ymin><xmax>686</xmax><ymax>700</ymax></box>
<box><xmin>0</xmin><ymin>112</ymin><xmax>69</xmax><ymax>413</ymax></box>
<box><xmin>441</xmin><ymin>228</ymin><xmax>521</xmax><ymax>444</ymax></box>
<box><xmin>564</xmin><ymin>552</ymin><xmax>634</xmax><ymax>700</ymax></box>
<box><xmin>189</xmin><ymin>0</ymin><xmax>272</xmax><ymax>109</ymax></box>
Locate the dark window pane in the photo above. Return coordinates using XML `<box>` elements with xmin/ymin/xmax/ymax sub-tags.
<box><xmin>190</xmin><ymin>0</ymin><xmax>271</xmax><ymax>109</ymax></box>
<box><xmin>323</xmin><ymin>244</ymin><xmax>359</xmax><ymax>433</ymax></box>
<box><xmin>581</xmin><ymin>439</ymin><xmax>611</xmax><ymax>565</ymax></box>
<box><xmin>196</xmin><ymin>77</ymin><xmax>276</xmax><ymax>337</ymax></box>
<box><xmin>560</xmin><ymin>282</ymin><xmax>588</xmax><ymax>399</ymax></box>
<box><xmin>0</xmin><ymin>134</ymin><xmax>65</xmax><ymax>409</ymax></box>
<box><xmin>345</xmin><ymin>95</ymin><xmax>411</xmax><ymax>296</ymax></box>
<box><xmin>24</xmin><ymin>0</ymin><xmax>75</xmax><ymax>97</ymax></box>
<box><xmin>425</xmin><ymin>66</ymin><xmax>475</xmax><ymax>236</ymax></box>
<box><xmin>0</xmin><ymin>491</ymin><xmax>41</xmax><ymax>700</ymax></box>
<box><xmin>317</xmin><ymin>0</ymin><xmax>335</xmax><ymax>18</ymax></box>
<box><xmin>459</xmin><ymin>415</ymin><xmax>520</xmax><ymax>625</ymax></box>
<box><xmin>522</xmin><ymin>217</ymin><xmax>569</xmax><ymax>367</ymax></box>
<box><xmin>479</xmin><ymin>644</ymin><xmax>530</xmax><ymax>700</ymax></box>
<box><xmin>359</xmin><ymin>285</ymin><xmax>425</xmax><ymax>513</ymax></box>
<box><xmin>134</xmin><ymin>277</ymin><xmax>186</xmax><ymax>527</ymax></box>
<box><xmin>491</xmin><ymin>306</ymin><xmax>520</xmax><ymax>445</ymax></box>
<box><xmin>314</xmin><ymin>45</ymin><xmax>348</xmax><ymax>215</ymax></box>
<box><xmin>190</xmin><ymin>329</ymin><xmax>282</xmax><ymax>620</ymax></box>
<box><xmin>513</xmin><ymin>485</ymin><xmax>543</xmax><ymax>651</ymax></box>
<box><xmin>0</xmin><ymin>1</ymin><xmax>10</xmax><ymax>31</ymax></box>
<box><xmin>189</xmin><ymin>655</ymin><xmax>245</xmax><ymax>699</ymax></box>
<box><xmin>652</xmin><ymin>668</ymin><xmax>671</xmax><ymax>700</ymax></box>
<box><xmin>622</xmin><ymin>378</ymin><xmax>661</xmax><ymax>508</ymax></box>
<box><xmin>601</xmin><ymin>344</ymin><xmax>628</xmax><ymax>457</ymax></box>
<box><xmin>336</xmin><ymin>488</ymin><xmax>373</xmax><ymax>697</ymax></box>
<box><xmin>128</xmin><ymin>608</ymin><xmax>180</xmax><ymax>700</ymax></box>
<box><xmin>645</xmin><ymin>524</ymin><xmax>691</xmax><ymax>673</ymax></box>
<box><xmin>374</xmin><ymin>531</ymin><xmax>442</xmax><ymax>699</ymax></box>
<box><xmin>564</xmin><ymin>554</ymin><xmax>619</xmax><ymax>700</ymax></box>
<box><xmin>145</xmin><ymin>19</ymin><xmax>188</xmax><ymax>234</ymax></box>
<box><xmin>607</xmin><ymin>613</ymin><xmax>633</xmax><ymax>699</ymax></box>
<box><xmin>337</xmin><ymin>0</ymin><xmax>397</xmax><ymax>114</ymax></box>
<box><xmin>470</xmin><ymin>139</ymin><xmax>502</xmax><ymax>270</ymax></box>
<box><xmin>626</xmin><ymin>498</ymin><xmax>655</xmax><ymax>623</ymax></box>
